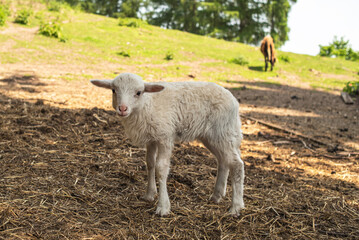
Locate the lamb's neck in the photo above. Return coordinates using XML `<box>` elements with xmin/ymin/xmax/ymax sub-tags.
<box><xmin>118</xmin><ymin>103</ymin><xmax>155</xmax><ymax>147</ymax></box>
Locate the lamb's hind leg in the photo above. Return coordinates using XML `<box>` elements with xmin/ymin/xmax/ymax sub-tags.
<box><xmin>142</xmin><ymin>142</ymin><xmax>157</xmax><ymax>202</ymax></box>
<box><xmin>201</xmin><ymin>139</ymin><xmax>229</xmax><ymax>203</ymax></box>
<box><xmin>202</xmin><ymin>138</ymin><xmax>245</xmax><ymax>216</ymax></box>
<box><xmin>229</xmin><ymin>148</ymin><xmax>245</xmax><ymax>216</ymax></box>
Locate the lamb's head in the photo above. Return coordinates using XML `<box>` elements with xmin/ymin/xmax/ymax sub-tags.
<box><xmin>91</xmin><ymin>73</ymin><xmax>164</xmax><ymax>117</ymax></box>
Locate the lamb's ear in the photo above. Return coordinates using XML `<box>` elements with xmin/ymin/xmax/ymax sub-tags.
<box><xmin>144</xmin><ymin>83</ymin><xmax>164</xmax><ymax>93</ymax></box>
<box><xmin>90</xmin><ymin>79</ymin><xmax>113</xmax><ymax>89</ymax></box>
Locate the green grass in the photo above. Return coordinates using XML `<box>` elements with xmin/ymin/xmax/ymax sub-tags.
<box><xmin>1</xmin><ymin>0</ymin><xmax>359</xmax><ymax>90</ymax></box>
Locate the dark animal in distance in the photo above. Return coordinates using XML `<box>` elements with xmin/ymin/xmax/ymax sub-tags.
<box><xmin>260</xmin><ymin>36</ymin><xmax>277</xmax><ymax>71</ymax></box>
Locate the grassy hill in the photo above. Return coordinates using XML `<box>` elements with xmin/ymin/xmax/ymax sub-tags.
<box><xmin>1</xmin><ymin>0</ymin><xmax>358</xmax><ymax>91</ymax></box>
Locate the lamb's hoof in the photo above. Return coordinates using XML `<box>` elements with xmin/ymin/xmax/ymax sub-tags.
<box><xmin>210</xmin><ymin>194</ymin><xmax>222</xmax><ymax>204</ymax></box>
<box><xmin>141</xmin><ymin>194</ymin><xmax>155</xmax><ymax>202</ymax></box>
<box><xmin>229</xmin><ymin>203</ymin><xmax>244</xmax><ymax>217</ymax></box>
<box><xmin>229</xmin><ymin>207</ymin><xmax>241</xmax><ymax>217</ymax></box>
<box><xmin>155</xmin><ymin>206</ymin><xmax>170</xmax><ymax>216</ymax></box>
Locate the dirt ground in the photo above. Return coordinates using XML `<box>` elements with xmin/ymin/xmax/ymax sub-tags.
<box><xmin>0</xmin><ymin>68</ymin><xmax>358</xmax><ymax>239</ymax></box>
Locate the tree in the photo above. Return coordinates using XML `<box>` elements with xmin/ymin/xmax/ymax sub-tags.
<box><xmin>145</xmin><ymin>0</ymin><xmax>200</xmax><ymax>33</ymax></box>
<box><xmin>60</xmin><ymin>0</ymin><xmax>141</xmax><ymax>18</ymax></box>
<box><xmin>118</xmin><ymin>0</ymin><xmax>142</xmax><ymax>18</ymax></box>
<box><xmin>199</xmin><ymin>0</ymin><xmax>239</xmax><ymax>40</ymax></box>
<box><xmin>145</xmin><ymin>0</ymin><xmax>296</xmax><ymax>47</ymax></box>
<box><xmin>57</xmin><ymin>0</ymin><xmax>296</xmax><ymax>47</ymax></box>
<box><xmin>319</xmin><ymin>36</ymin><xmax>359</xmax><ymax>62</ymax></box>
<box><xmin>225</xmin><ymin>0</ymin><xmax>296</xmax><ymax>46</ymax></box>
<box><xmin>266</xmin><ymin>0</ymin><xmax>295</xmax><ymax>47</ymax></box>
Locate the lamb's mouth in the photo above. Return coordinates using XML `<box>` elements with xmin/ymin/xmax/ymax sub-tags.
<box><xmin>118</xmin><ymin>112</ymin><xmax>129</xmax><ymax>117</ymax></box>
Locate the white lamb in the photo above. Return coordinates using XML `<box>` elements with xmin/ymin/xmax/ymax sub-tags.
<box><xmin>90</xmin><ymin>73</ymin><xmax>244</xmax><ymax>216</ymax></box>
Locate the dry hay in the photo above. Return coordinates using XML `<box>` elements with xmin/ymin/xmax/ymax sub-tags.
<box><xmin>0</xmin><ymin>74</ymin><xmax>359</xmax><ymax>239</ymax></box>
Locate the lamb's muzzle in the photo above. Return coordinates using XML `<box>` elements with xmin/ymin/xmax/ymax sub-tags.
<box><xmin>118</xmin><ymin>104</ymin><xmax>128</xmax><ymax>116</ymax></box>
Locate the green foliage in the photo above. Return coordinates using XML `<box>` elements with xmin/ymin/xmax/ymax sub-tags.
<box><xmin>229</xmin><ymin>55</ymin><xmax>249</xmax><ymax>66</ymax></box>
<box><xmin>15</xmin><ymin>9</ymin><xmax>32</xmax><ymax>25</ymax></box>
<box><xmin>343</xmin><ymin>81</ymin><xmax>359</xmax><ymax>96</ymax></box>
<box><xmin>0</xmin><ymin>9</ymin><xmax>6</xmax><ymax>26</ymax></box>
<box><xmin>164</xmin><ymin>51</ymin><xmax>174</xmax><ymax>60</ymax></box>
<box><xmin>118</xmin><ymin>0</ymin><xmax>142</xmax><ymax>18</ymax></box>
<box><xmin>48</xmin><ymin>1</ymin><xmax>64</xmax><ymax>12</ymax></box>
<box><xmin>266</xmin><ymin>0</ymin><xmax>296</xmax><ymax>47</ymax></box>
<box><xmin>39</xmin><ymin>21</ymin><xmax>61</xmax><ymax>38</ymax></box>
<box><xmin>118</xmin><ymin>17</ymin><xmax>147</xmax><ymax>28</ymax></box>
<box><xmin>319</xmin><ymin>36</ymin><xmax>359</xmax><ymax>62</ymax></box>
<box><xmin>0</xmin><ymin>4</ymin><xmax>10</xmax><ymax>26</ymax></box>
<box><xmin>144</xmin><ymin>0</ymin><xmax>296</xmax><ymax>46</ymax></box>
<box><xmin>39</xmin><ymin>21</ymin><xmax>67</xmax><ymax>42</ymax></box>
<box><xmin>319</xmin><ymin>45</ymin><xmax>335</xmax><ymax>57</ymax></box>
<box><xmin>62</xmin><ymin>0</ymin><xmax>295</xmax><ymax>46</ymax></box>
<box><xmin>117</xmin><ymin>50</ymin><xmax>131</xmax><ymax>57</ymax></box>
<box><xmin>346</xmin><ymin>48</ymin><xmax>359</xmax><ymax>61</ymax></box>
<box><xmin>279</xmin><ymin>54</ymin><xmax>291</xmax><ymax>63</ymax></box>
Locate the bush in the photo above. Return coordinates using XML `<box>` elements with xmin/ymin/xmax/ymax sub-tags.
<box><xmin>343</xmin><ymin>81</ymin><xmax>359</xmax><ymax>96</ymax></box>
<box><xmin>0</xmin><ymin>4</ymin><xmax>10</xmax><ymax>26</ymax></box>
<box><xmin>164</xmin><ymin>51</ymin><xmax>174</xmax><ymax>60</ymax></box>
<box><xmin>15</xmin><ymin>9</ymin><xmax>32</xmax><ymax>25</ymax></box>
<box><xmin>346</xmin><ymin>48</ymin><xmax>359</xmax><ymax>61</ymax></box>
<box><xmin>39</xmin><ymin>21</ymin><xmax>62</xmax><ymax>38</ymax></box>
<box><xmin>35</xmin><ymin>10</ymin><xmax>45</xmax><ymax>21</ymax></box>
<box><xmin>319</xmin><ymin>36</ymin><xmax>359</xmax><ymax>62</ymax></box>
<box><xmin>39</xmin><ymin>21</ymin><xmax>67</xmax><ymax>42</ymax></box>
<box><xmin>117</xmin><ymin>50</ymin><xmax>130</xmax><ymax>57</ymax></box>
<box><xmin>229</xmin><ymin>55</ymin><xmax>249</xmax><ymax>66</ymax></box>
<box><xmin>48</xmin><ymin>1</ymin><xmax>63</xmax><ymax>12</ymax></box>
<box><xmin>118</xmin><ymin>18</ymin><xmax>147</xmax><ymax>28</ymax></box>
<box><xmin>0</xmin><ymin>8</ymin><xmax>6</xmax><ymax>26</ymax></box>
<box><xmin>279</xmin><ymin>54</ymin><xmax>291</xmax><ymax>63</ymax></box>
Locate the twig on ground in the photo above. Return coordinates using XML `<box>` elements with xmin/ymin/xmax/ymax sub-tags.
<box><xmin>240</xmin><ymin>114</ymin><xmax>335</xmax><ymax>149</ymax></box>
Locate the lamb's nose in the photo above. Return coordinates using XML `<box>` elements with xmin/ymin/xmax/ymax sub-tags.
<box><xmin>119</xmin><ymin>105</ymin><xmax>128</xmax><ymax>112</ymax></box>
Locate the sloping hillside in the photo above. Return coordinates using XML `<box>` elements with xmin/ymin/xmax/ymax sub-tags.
<box><xmin>1</xmin><ymin>0</ymin><xmax>358</xmax><ymax>87</ymax></box>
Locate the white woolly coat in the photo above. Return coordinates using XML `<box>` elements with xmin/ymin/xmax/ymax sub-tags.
<box><xmin>120</xmin><ymin>82</ymin><xmax>242</xmax><ymax>148</ymax></box>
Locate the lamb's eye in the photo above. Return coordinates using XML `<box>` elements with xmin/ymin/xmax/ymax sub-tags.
<box><xmin>136</xmin><ymin>91</ymin><xmax>141</xmax><ymax>96</ymax></box>
<box><xmin>112</xmin><ymin>89</ymin><xmax>115</xmax><ymax>93</ymax></box>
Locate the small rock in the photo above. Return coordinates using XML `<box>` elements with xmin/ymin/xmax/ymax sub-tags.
<box><xmin>257</xmin><ymin>131</ymin><xmax>265</xmax><ymax>137</ymax></box>
<box><xmin>35</xmin><ymin>99</ymin><xmax>44</xmax><ymax>105</ymax></box>
<box><xmin>266</xmin><ymin>154</ymin><xmax>275</xmax><ymax>161</ymax></box>
<box><xmin>327</xmin><ymin>145</ymin><xmax>339</xmax><ymax>153</ymax></box>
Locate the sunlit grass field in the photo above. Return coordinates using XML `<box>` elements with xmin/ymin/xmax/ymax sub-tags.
<box><xmin>1</xmin><ymin>0</ymin><xmax>358</xmax><ymax>90</ymax></box>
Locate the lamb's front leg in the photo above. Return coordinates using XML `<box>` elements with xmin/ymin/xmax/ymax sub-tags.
<box><xmin>155</xmin><ymin>142</ymin><xmax>173</xmax><ymax>216</ymax></box>
<box><xmin>142</xmin><ymin>142</ymin><xmax>158</xmax><ymax>202</ymax></box>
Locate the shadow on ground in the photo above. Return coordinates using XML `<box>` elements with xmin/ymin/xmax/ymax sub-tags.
<box><xmin>228</xmin><ymin>79</ymin><xmax>359</xmax><ymax>150</ymax></box>
<box><xmin>0</xmin><ymin>73</ymin><xmax>46</xmax><ymax>93</ymax></box>
<box><xmin>248</xmin><ymin>65</ymin><xmax>265</xmax><ymax>72</ymax></box>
